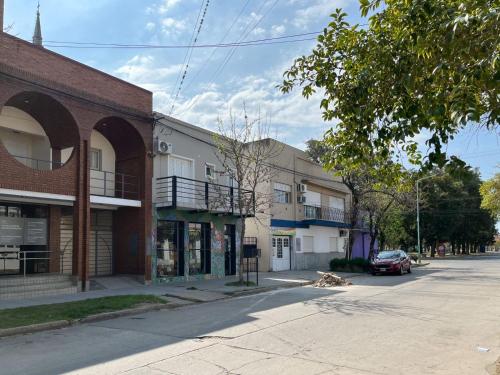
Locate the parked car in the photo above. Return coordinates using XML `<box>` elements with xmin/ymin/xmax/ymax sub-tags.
<box><xmin>370</xmin><ymin>250</ymin><xmax>411</xmax><ymax>275</ymax></box>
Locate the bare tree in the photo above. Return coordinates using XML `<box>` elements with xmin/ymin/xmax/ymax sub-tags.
<box><xmin>213</xmin><ymin>108</ymin><xmax>283</xmax><ymax>282</ymax></box>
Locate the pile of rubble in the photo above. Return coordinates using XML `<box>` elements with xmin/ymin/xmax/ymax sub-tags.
<box><xmin>313</xmin><ymin>272</ymin><xmax>352</xmax><ymax>287</ymax></box>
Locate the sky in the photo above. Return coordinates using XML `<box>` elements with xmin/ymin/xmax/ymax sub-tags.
<box><xmin>4</xmin><ymin>0</ymin><xmax>500</xmax><ymax>183</ymax></box>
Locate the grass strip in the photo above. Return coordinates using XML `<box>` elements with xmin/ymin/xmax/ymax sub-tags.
<box><xmin>0</xmin><ymin>295</ymin><xmax>167</xmax><ymax>329</ymax></box>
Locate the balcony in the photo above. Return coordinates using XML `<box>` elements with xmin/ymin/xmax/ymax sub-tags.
<box><xmin>156</xmin><ymin>176</ymin><xmax>255</xmax><ymax>216</ymax></box>
<box><xmin>90</xmin><ymin>170</ymin><xmax>139</xmax><ymax>200</ymax></box>
<box><xmin>303</xmin><ymin>205</ymin><xmax>350</xmax><ymax>224</ymax></box>
<box><xmin>11</xmin><ymin>155</ymin><xmax>63</xmax><ymax>171</ymax></box>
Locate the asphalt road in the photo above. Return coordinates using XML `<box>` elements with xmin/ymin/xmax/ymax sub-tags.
<box><xmin>1</xmin><ymin>256</ymin><xmax>499</xmax><ymax>375</ymax></box>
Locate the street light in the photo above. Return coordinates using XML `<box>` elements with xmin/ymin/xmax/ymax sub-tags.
<box><xmin>416</xmin><ymin>173</ymin><xmax>442</xmax><ymax>264</ymax></box>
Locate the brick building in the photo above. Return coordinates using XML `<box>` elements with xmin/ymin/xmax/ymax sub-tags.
<box><xmin>0</xmin><ymin>1</ymin><xmax>153</xmax><ymax>297</ymax></box>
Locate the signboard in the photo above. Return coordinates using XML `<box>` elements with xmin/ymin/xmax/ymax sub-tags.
<box><xmin>0</xmin><ymin>217</ymin><xmax>24</xmax><ymax>246</ymax></box>
<box><xmin>24</xmin><ymin>219</ymin><xmax>48</xmax><ymax>245</ymax></box>
<box><xmin>271</xmin><ymin>228</ymin><xmax>296</xmax><ymax>236</ymax></box>
<box><xmin>0</xmin><ymin>217</ymin><xmax>47</xmax><ymax>246</ymax></box>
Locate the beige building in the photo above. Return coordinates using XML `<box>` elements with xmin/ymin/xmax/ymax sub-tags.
<box><xmin>246</xmin><ymin>140</ymin><xmax>351</xmax><ymax>271</ymax></box>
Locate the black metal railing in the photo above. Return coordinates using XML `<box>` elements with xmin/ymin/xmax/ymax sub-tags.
<box><xmin>90</xmin><ymin>169</ymin><xmax>139</xmax><ymax>200</ymax></box>
<box><xmin>303</xmin><ymin>205</ymin><xmax>349</xmax><ymax>223</ymax></box>
<box><xmin>11</xmin><ymin>155</ymin><xmax>63</xmax><ymax>171</ymax></box>
<box><xmin>156</xmin><ymin>176</ymin><xmax>255</xmax><ymax>216</ymax></box>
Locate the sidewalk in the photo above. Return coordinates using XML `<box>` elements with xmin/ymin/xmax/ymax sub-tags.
<box><xmin>0</xmin><ymin>270</ymin><xmax>361</xmax><ymax>310</ymax></box>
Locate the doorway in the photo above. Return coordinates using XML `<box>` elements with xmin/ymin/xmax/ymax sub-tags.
<box><xmin>272</xmin><ymin>236</ymin><xmax>291</xmax><ymax>271</ymax></box>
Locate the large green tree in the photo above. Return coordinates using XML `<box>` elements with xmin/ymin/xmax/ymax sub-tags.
<box><xmin>281</xmin><ymin>0</ymin><xmax>499</xmax><ymax>172</ymax></box>
<box><xmin>480</xmin><ymin>171</ymin><xmax>500</xmax><ymax>220</ymax></box>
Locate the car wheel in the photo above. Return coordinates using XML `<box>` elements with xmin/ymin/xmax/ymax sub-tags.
<box><xmin>399</xmin><ymin>265</ymin><xmax>404</xmax><ymax>275</ymax></box>
<box><xmin>371</xmin><ymin>271</ymin><xmax>377</xmax><ymax>276</ymax></box>
<box><xmin>407</xmin><ymin>264</ymin><xmax>412</xmax><ymax>273</ymax></box>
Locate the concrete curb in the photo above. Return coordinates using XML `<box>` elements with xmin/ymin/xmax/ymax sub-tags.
<box><xmin>222</xmin><ymin>280</ymin><xmax>315</xmax><ymax>297</ymax></box>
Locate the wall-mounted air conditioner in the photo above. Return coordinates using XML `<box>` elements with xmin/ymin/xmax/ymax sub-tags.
<box><xmin>156</xmin><ymin>139</ymin><xmax>173</xmax><ymax>155</ymax></box>
<box><xmin>296</xmin><ymin>183</ymin><xmax>307</xmax><ymax>193</ymax></box>
<box><xmin>297</xmin><ymin>195</ymin><xmax>307</xmax><ymax>204</ymax></box>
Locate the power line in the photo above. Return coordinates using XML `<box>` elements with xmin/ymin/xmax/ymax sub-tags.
<box><xmin>179</xmin><ymin>0</ymin><xmax>251</xmax><ymax>98</ymax></box>
<box><xmin>42</xmin><ymin>32</ymin><xmax>320</xmax><ymax>49</ymax></box>
<box><xmin>169</xmin><ymin>0</ymin><xmax>207</xmax><ymax>115</ymax></box>
<box><xmin>170</xmin><ymin>0</ymin><xmax>211</xmax><ymax>115</ymax></box>
<box><xmin>211</xmin><ymin>0</ymin><xmax>280</xmax><ymax>82</ymax></box>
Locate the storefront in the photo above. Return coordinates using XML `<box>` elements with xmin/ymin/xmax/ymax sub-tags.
<box><xmin>0</xmin><ymin>202</ymin><xmax>49</xmax><ymax>276</ymax></box>
<box><xmin>154</xmin><ymin>210</ymin><xmax>241</xmax><ymax>283</ymax></box>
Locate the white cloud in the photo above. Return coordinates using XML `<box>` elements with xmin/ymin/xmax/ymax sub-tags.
<box><xmin>114</xmin><ymin>55</ymin><xmax>183</xmax><ymax>87</ymax></box>
<box><xmin>161</xmin><ymin>17</ymin><xmax>186</xmax><ymax>34</ymax></box>
<box><xmin>292</xmin><ymin>0</ymin><xmax>346</xmax><ymax>29</ymax></box>
<box><xmin>271</xmin><ymin>24</ymin><xmax>286</xmax><ymax>37</ymax></box>
<box><xmin>145</xmin><ymin>22</ymin><xmax>156</xmax><ymax>31</ymax></box>
<box><xmin>252</xmin><ymin>27</ymin><xmax>266</xmax><ymax>36</ymax></box>
<box><xmin>159</xmin><ymin>0</ymin><xmax>181</xmax><ymax>13</ymax></box>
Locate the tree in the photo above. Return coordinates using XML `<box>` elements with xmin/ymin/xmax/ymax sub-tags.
<box><xmin>305</xmin><ymin>138</ymin><xmax>413</xmax><ymax>259</ymax></box>
<box><xmin>480</xmin><ymin>171</ymin><xmax>500</xmax><ymax>220</ymax></box>
<box><xmin>213</xmin><ymin>109</ymin><xmax>282</xmax><ymax>282</ymax></box>
<box><xmin>407</xmin><ymin>167</ymin><xmax>497</xmax><ymax>255</ymax></box>
<box><xmin>281</xmin><ymin>1</ymin><xmax>499</xmax><ymax>172</ymax></box>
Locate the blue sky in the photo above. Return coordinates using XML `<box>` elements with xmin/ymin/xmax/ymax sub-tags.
<box><xmin>4</xmin><ymin>0</ymin><xmax>499</xmax><ymax>182</ymax></box>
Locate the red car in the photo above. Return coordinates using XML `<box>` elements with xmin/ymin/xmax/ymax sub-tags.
<box><xmin>370</xmin><ymin>250</ymin><xmax>412</xmax><ymax>275</ymax></box>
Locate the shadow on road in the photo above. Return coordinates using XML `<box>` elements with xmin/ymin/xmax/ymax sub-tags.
<box><xmin>0</xmin><ymin>285</ymin><xmax>346</xmax><ymax>374</ymax></box>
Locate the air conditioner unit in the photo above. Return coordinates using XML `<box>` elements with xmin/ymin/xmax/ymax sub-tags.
<box><xmin>339</xmin><ymin>230</ymin><xmax>348</xmax><ymax>237</ymax></box>
<box><xmin>297</xmin><ymin>196</ymin><xmax>306</xmax><ymax>204</ymax></box>
<box><xmin>296</xmin><ymin>183</ymin><xmax>307</xmax><ymax>193</ymax></box>
<box><xmin>156</xmin><ymin>139</ymin><xmax>172</xmax><ymax>155</ymax></box>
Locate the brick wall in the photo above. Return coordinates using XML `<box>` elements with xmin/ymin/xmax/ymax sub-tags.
<box><xmin>0</xmin><ymin>33</ymin><xmax>152</xmax><ymax>115</ymax></box>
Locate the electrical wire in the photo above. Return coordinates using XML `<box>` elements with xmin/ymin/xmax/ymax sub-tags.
<box><xmin>42</xmin><ymin>32</ymin><xmax>320</xmax><ymax>49</ymax></box>
<box><xmin>169</xmin><ymin>0</ymin><xmax>211</xmax><ymax>115</ymax></box>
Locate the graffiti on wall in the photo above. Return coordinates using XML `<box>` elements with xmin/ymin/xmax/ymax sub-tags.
<box><xmin>154</xmin><ymin>206</ymin><xmax>240</xmax><ymax>283</ymax></box>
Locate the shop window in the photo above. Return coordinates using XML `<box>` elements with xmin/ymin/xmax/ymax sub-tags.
<box><xmin>157</xmin><ymin>221</ymin><xmax>184</xmax><ymax>277</ymax></box>
<box><xmin>188</xmin><ymin>222</ymin><xmax>211</xmax><ymax>275</ymax></box>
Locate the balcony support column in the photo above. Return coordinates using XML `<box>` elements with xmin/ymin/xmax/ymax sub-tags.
<box><xmin>73</xmin><ymin>140</ymin><xmax>90</xmax><ymax>291</ymax></box>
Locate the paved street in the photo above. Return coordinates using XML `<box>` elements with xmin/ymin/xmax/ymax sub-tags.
<box><xmin>1</xmin><ymin>256</ymin><xmax>499</xmax><ymax>375</ymax></box>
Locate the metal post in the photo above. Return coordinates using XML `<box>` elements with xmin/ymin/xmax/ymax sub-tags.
<box><xmin>121</xmin><ymin>173</ymin><xmax>125</xmax><ymax>198</ymax></box>
<box><xmin>103</xmin><ymin>171</ymin><xmax>107</xmax><ymax>197</ymax></box>
<box><xmin>416</xmin><ymin>180</ymin><xmax>421</xmax><ymax>264</ymax></box>
<box><xmin>246</xmin><ymin>257</ymin><xmax>249</xmax><ymax>285</ymax></box>
<box><xmin>205</xmin><ymin>182</ymin><xmax>209</xmax><ymax>210</ymax></box>
<box><xmin>256</xmin><ymin>257</ymin><xmax>259</xmax><ymax>286</ymax></box>
<box><xmin>172</xmin><ymin>176</ymin><xmax>177</xmax><ymax>209</ymax></box>
<box><xmin>23</xmin><ymin>251</ymin><xmax>26</xmax><ymax>277</ymax></box>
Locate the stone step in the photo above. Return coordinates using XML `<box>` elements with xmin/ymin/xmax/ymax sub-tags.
<box><xmin>0</xmin><ymin>274</ymin><xmax>73</xmax><ymax>287</ymax></box>
<box><xmin>0</xmin><ymin>286</ymin><xmax>78</xmax><ymax>301</ymax></box>
<box><xmin>0</xmin><ymin>280</ymin><xmax>75</xmax><ymax>295</ymax></box>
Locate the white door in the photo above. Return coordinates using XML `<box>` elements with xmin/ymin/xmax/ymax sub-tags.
<box><xmin>168</xmin><ymin>156</ymin><xmax>194</xmax><ymax>206</ymax></box>
<box><xmin>272</xmin><ymin>236</ymin><xmax>291</xmax><ymax>271</ymax></box>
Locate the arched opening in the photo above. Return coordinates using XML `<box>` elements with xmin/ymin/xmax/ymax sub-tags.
<box><xmin>89</xmin><ymin>116</ymin><xmax>147</xmax><ymax>276</ymax></box>
<box><xmin>0</xmin><ymin>92</ymin><xmax>79</xmax><ymax>170</ymax></box>
<box><xmin>90</xmin><ymin>117</ymin><xmax>145</xmax><ymax>200</ymax></box>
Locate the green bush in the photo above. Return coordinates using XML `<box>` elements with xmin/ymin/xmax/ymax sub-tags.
<box><xmin>330</xmin><ymin>257</ymin><xmax>369</xmax><ymax>273</ymax></box>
